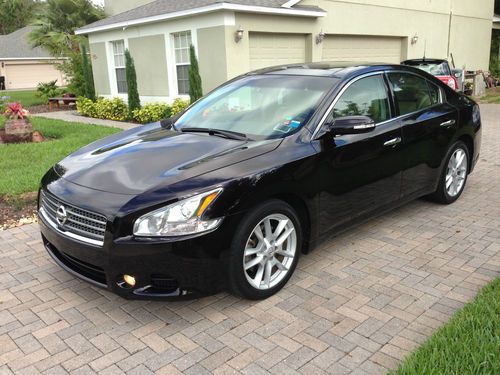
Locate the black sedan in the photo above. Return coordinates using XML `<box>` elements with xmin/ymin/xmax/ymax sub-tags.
<box><xmin>39</xmin><ymin>63</ymin><xmax>481</xmax><ymax>300</ymax></box>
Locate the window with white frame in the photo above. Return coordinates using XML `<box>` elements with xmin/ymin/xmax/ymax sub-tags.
<box><xmin>173</xmin><ymin>31</ymin><xmax>192</xmax><ymax>95</ymax></box>
<box><xmin>112</xmin><ymin>40</ymin><xmax>127</xmax><ymax>93</ymax></box>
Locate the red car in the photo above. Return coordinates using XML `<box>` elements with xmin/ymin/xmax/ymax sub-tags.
<box><xmin>402</xmin><ymin>59</ymin><xmax>459</xmax><ymax>91</ymax></box>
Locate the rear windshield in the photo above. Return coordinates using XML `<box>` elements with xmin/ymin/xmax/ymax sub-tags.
<box><xmin>405</xmin><ymin>61</ymin><xmax>451</xmax><ymax>76</ymax></box>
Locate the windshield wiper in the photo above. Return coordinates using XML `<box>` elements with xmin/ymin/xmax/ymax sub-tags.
<box><xmin>181</xmin><ymin>127</ymin><xmax>249</xmax><ymax>141</ymax></box>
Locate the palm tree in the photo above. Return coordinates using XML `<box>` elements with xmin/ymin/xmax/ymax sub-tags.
<box><xmin>29</xmin><ymin>0</ymin><xmax>104</xmax><ymax>55</ymax></box>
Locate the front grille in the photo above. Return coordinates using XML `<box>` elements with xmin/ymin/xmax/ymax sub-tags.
<box><xmin>40</xmin><ymin>190</ymin><xmax>107</xmax><ymax>246</ymax></box>
<box><xmin>151</xmin><ymin>274</ymin><xmax>179</xmax><ymax>292</ymax></box>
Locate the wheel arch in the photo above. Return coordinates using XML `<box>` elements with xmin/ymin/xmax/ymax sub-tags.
<box><xmin>268</xmin><ymin>193</ymin><xmax>312</xmax><ymax>254</ymax></box>
<box><xmin>457</xmin><ymin>134</ymin><xmax>474</xmax><ymax>173</ymax></box>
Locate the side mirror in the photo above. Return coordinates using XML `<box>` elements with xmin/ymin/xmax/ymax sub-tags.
<box><xmin>160</xmin><ymin>114</ymin><xmax>181</xmax><ymax>129</ymax></box>
<box><xmin>327</xmin><ymin>115</ymin><xmax>376</xmax><ymax>135</ymax></box>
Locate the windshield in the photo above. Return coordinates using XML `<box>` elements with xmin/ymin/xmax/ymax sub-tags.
<box><xmin>409</xmin><ymin>62</ymin><xmax>451</xmax><ymax>76</ymax></box>
<box><xmin>175</xmin><ymin>75</ymin><xmax>335</xmax><ymax>139</ymax></box>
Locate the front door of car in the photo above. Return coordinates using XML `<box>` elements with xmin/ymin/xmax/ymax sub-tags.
<box><xmin>386</xmin><ymin>72</ymin><xmax>459</xmax><ymax>197</ymax></box>
<box><xmin>313</xmin><ymin>74</ymin><xmax>403</xmax><ymax>235</ymax></box>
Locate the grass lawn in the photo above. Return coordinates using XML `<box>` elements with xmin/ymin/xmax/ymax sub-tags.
<box><xmin>0</xmin><ymin>116</ymin><xmax>120</xmax><ymax>197</ymax></box>
<box><xmin>475</xmin><ymin>87</ymin><xmax>500</xmax><ymax>104</ymax></box>
<box><xmin>1</xmin><ymin>90</ymin><xmax>45</xmax><ymax>107</ymax></box>
<box><xmin>392</xmin><ymin>278</ymin><xmax>500</xmax><ymax>374</ymax></box>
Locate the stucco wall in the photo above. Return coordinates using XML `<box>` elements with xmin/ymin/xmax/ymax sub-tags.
<box><xmin>299</xmin><ymin>0</ymin><xmax>494</xmax><ymax>70</ymax></box>
<box><xmin>197</xmin><ymin>26</ymin><xmax>228</xmax><ymax>93</ymax></box>
<box><xmin>89</xmin><ymin>42</ymin><xmax>111</xmax><ymax>95</ymax></box>
<box><xmin>227</xmin><ymin>13</ymin><xmax>317</xmax><ymax>79</ymax></box>
<box><xmin>104</xmin><ymin>0</ymin><xmax>155</xmax><ymax>16</ymax></box>
<box><xmin>128</xmin><ymin>35</ymin><xmax>169</xmax><ymax>96</ymax></box>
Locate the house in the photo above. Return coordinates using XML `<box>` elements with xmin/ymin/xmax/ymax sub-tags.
<box><xmin>494</xmin><ymin>14</ymin><xmax>500</xmax><ymax>63</ymax></box>
<box><xmin>76</xmin><ymin>0</ymin><xmax>495</xmax><ymax>103</ymax></box>
<box><xmin>0</xmin><ymin>27</ymin><xmax>66</xmax><ymax>90</ymax></box>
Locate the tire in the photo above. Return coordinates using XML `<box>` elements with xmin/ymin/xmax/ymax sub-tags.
<box><xmin>429</xmin><ymin>141</ymin><xmax>470</xmax><ymax>204</ymax></box>
<box><xmin>227</xmin><ymin>199</ymin><xmax>302</xmax><ymax>300</ymax></box>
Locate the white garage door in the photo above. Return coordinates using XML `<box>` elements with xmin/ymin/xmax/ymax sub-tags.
<box><xmin>249</xmin><ymin>33</ymin><xmax>306</xmax><ymax>70</ymax></box>
<box><xmin>322</xmin><ymin>35</ymin><xmax>403</xmax><ymax>64</ymax></box>
<box><xmin>5</xmin><ymin>63</ymin><xmax>64</xmax><ymax>90</ymax></box>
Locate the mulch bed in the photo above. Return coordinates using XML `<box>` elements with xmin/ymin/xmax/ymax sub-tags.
<box><xmin>28</xmin><ymin>104</ymin><xmax>76</xmax><ymax>114</ymax></box>
<box><xmin>0</xmin><ymin>192</ymin><xmax>38</xmax><ymax>230</ymax></box>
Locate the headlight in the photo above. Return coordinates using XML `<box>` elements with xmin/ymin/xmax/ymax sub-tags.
<box><xmin>133</xmin><ymin>188</ymin><xmax>223</xmax><ymax>237</ymax></box>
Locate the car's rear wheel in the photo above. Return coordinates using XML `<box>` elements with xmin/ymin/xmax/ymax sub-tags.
<box><xmin>429</xmin><ymin>141</ymin><xmax>469</xmax><ymax>204</ymax></box>
<box><xmin>227</xmin><ymin>200</ymin><xmax>301</xmax><ymax>299</ymax></box>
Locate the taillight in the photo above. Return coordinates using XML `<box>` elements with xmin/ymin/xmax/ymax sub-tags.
<box><xmin>447</xmin><ymin>78</ymin><xmax>457</xmax><ymax>90</ymax></box>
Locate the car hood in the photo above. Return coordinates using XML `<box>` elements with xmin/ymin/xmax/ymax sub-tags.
<box><xmin>54</xmin><ymin>123</ymin><xmax>282</xmax><ymax>195</ymax></box>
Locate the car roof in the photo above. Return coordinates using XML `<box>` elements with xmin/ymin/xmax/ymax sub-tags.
<box><xmin>248</xmin><ymin>61</ymin><xmax>417</xmax><ymax>79</ymax></box>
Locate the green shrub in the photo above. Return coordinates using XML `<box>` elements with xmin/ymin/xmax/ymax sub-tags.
<box><xmin>81</xmin><ymin>44</ymin><xmax>96</xmax><ymax>101</ymax></box>
<box><xmin>77</xmin><ymin>97</ymin><xmax>128</xmax><ymax>121</ymax></box>
<box><xmin>132</xmin><ymin>103</ymin><xmax>171</xmax><ymax>124</ymax></box>
<box><xmin>76</xmin><ymin>97</ymin><xmax>97</xmax><ymax>117</ymax></box>
<box><xmin>37</xmin><ymin>80</ymin><xmax>63</xmax><ymax>102</ymax></box>
<box><xmin>95</xmin><ymin>97</ymin><xmax>128</xmax><ymax>121</ymax></box>
<box><xmin>77</xmin><ymin>97</ymin><xmax>188</xmax><ymax>123</ymax></box>
<box><xmin>170</xmin><ymin>98</ymin><xmax>189</xmax><ymax>116</ymax></box>
<box><xmin>0</xmin><ymin>95</ymin><xmax>10</xmax><ymax>114</ymax></box>
<box><xmin>188</xmin><ymin>44</ymin><xmax>203</xmax><ymax>103</ymax></box>
<box><xmin>125</xmin><ymin>49</ymin><xmax>141</xmax><ymax>114</ymax></box>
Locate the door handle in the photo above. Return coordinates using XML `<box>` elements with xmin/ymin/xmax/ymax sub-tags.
<box><xmin>440</xmin><ymin>119</ymin><xmax>456</xmax><ymax>127</ymax></box>
<box><xmin>384</xmin><ymin>137</ymin><xmax>401</xmax><ymax>147</ymax></box>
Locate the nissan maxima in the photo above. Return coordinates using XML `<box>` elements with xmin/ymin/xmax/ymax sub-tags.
<box><xmin>38</xmin><ymin>63</ymin><xmax>481</xmax><ymax>300</ymax></box>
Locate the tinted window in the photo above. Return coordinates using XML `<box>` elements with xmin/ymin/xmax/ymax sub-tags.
<box><xmin>388</xmin><ymin>73</ymin><xmax>438</xmax><ymax>115</ymax></box>
<box><xmin>330</xmin><ymin>75</ymin><xmax>390</xmax><ymax>123</ymax></box>
<box><xmin>427</xmin><ymin>81</ymin><xmax>441</xmax><ymax>105</ymax></box>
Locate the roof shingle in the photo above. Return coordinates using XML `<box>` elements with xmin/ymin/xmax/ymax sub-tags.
<box><xmin>77</xmin><ymin>0</ymin><xmax>323</xmax><ymax>33</ymax></box>
<box><xmin>0</xmin><ymin>27</ymin><xmax>54</xmax><ymax>59</ymax></box>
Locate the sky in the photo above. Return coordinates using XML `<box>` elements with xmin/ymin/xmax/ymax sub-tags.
<box><xmin>91</xmin><ymin>0</ymin><xmax>105</xmax><ymax>6</ymax></box>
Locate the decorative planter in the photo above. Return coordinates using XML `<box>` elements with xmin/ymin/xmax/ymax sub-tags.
<box><xmin>4</xmin><ymin>118</ymin><xmax>33</xmax><ymax>142</ymax></box>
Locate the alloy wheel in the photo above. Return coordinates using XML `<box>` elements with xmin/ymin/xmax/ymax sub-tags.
<box><xmin>445</xmin><ymin>148</ymin><xmax>468</xmax><ymax>197</ymax></box>
<box><xmin>243</xmin><ymin>214</ymin><xmax>297</xmax><ymax>290</ymax></box>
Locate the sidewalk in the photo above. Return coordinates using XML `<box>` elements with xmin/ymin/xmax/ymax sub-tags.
<box><xmin>33</xmin><ymin>110</ymin><xmax>140</xmax><ymax>130</ymax></box>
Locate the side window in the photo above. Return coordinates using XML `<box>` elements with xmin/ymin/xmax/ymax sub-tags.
<box><xmin>330</xmin><ymin>75</ymin><xmax>390</xmax><ymax>123</ymax></box>
<box><xmin>388</xmin><ymin>73</ymin><xmax>438</xmax><ymax>116</ymax></box>
<box><xmin>427</xmin><ymin>81</ymin><xmax>441</xmax><ymax>105</ymax></box>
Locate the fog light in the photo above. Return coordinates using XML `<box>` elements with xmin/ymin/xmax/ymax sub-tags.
<box><xmin>123</xmin><ymin>274</ymin><xmax>136</xmax><ymax>287</ymax></box>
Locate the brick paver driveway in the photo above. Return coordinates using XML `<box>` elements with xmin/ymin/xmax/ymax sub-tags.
<box><xmin>1</xmin><ymin>105</ymin><xmax>499</xmax><ymax>375</ymax></box>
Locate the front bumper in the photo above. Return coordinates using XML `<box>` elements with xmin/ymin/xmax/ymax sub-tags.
<box><xmin>39</xmin><ymin>212</ymin><xmax>230</xmax><ymax>300</ymax></box>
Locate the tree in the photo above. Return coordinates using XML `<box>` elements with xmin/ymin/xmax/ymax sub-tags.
<box><xmin>29</xmin><ymin>0</ymin><xmax>104</xmax><ymax>56</ymax></box>
<box><xmin>81</xmin><ymin>44</ymin><xmax>95</xmax><ymax>100</ymax></box>
<box><xmin>0</xmin><ymin>0</ymin><xmax>40</xmax><ymax>35</ymax></box>
<box><xmin>188</xmin><ymin>45</ymin><xmax>203</xmax><ymax>103</ymax></box>
<box><xmin>125</xmin><ymin>49</ymin><xmax>141</xmax><ymax>114</ymax></box>
<box><xmin>28</xmin><ymin>0</ymin><xmax>104</xmax><ymax>96</ymax></box>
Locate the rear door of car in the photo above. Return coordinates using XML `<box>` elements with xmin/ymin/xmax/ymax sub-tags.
<box><xmin>386</xmin><ymin>71</ymin><xmax>459</xmax><ymax>197</ymax></box>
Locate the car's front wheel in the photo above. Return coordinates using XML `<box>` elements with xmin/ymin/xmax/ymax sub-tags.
<box><xmin>430</xmin><ymin>140</ymin><xmax>470</xmax><ymax>204</ymax></box>
<box><xmin>227</xmin><ymin>200</ymin><xmax>301</xmax><ymax>299</ymax></box>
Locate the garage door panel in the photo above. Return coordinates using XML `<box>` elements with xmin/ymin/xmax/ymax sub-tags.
<box><xmin>5</xmin><ymin>63</ymin><xmax>63</xmax><ymax>90</ymax></box>
<box><xmin>249</xmin><ymin>33</ymin><xmax>306</xmax><ymax>70</ymax></box>
<box><xmin>322</xmin><ymin>35</ymin><xmax>403</xmax><ymax>64</ymax></box>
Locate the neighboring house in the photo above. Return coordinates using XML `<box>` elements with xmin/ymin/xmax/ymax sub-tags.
<box><xmin>0</xmin><ymin>27</ymin><xmax>66</xmax><ymax>90</ymax></box>
<box><xmin>76</xmin><ymin>0</ymin><xmax>494</xmax><ymax>103</ymax></box>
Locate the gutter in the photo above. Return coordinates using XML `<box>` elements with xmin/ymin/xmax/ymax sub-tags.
<box><xmin>75</xmin><ymin>3</ymin><xmax>326</xmax><ymax>35</ymax></box>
